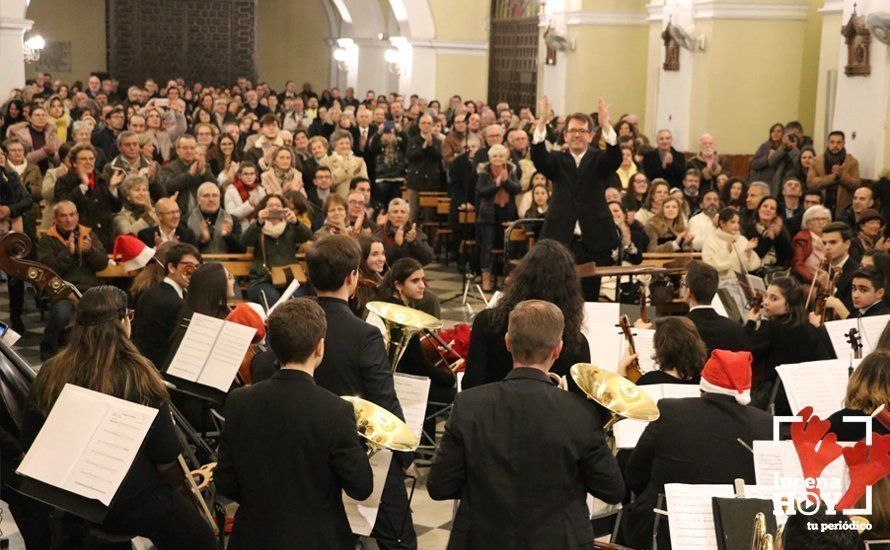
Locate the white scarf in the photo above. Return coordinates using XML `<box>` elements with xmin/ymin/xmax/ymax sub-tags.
<box><xmin>261</xmin><ymin>219</ymin><xmax>287</xmax><ymax>238</ymax></box>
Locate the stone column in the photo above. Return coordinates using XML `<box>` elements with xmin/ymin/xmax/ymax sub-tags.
<box><xmin>0</xmin><ymin>0</ymin><xmax>32</xmax><ymax>96</ymax></box>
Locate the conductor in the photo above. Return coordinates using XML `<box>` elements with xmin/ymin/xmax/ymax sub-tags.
<box><xmin>531</xmin><ymin>96</ymin><xmax>622</xmax><ymax>300</ymax></box>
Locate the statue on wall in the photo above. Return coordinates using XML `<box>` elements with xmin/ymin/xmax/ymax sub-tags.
<box><xmin>842</xmin><ymin>4</ymin><xmax>871</xmax><ymax>77</ymax></box>
<box><xmin>662</xmin><ymin>21</ymin><xmax>680</xmax><ymax>71</ymax></box>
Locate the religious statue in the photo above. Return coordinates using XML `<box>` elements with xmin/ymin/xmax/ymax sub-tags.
<box><xmin>662</xmin><ymin>22</ymin><xmax>680</xmax><ymax>72</ymax></box>
<box><xmin>842</xmin><ymin>4</ymin><xmax>871</xmax><ymax>77</ymax></box>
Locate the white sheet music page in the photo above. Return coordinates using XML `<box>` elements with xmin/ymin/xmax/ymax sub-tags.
<box><xmin>393</xmin><ymin>373</ymin><xmax>431</xmax><ymax>439</ymax></box>
<box><xmin>17</xmin><ymin>384</ymin><xmax>158</xmax><ymax>506</ymax></box>
<box><xmin>267</xmin><ymin>278</ymin><xmax>301</xmax><ymax>315</ymax></box>
<box><xmin>344</xmin><ymin>450</ymin><xmax>393</xmax><ymax>536</ymax></box>
<box><xmin>665</xmin><ymin>483</ymin><xmax>735</xmax><ymax>550</ymax></box>
<box><xmin>859</xmin><ymin>314</ymin><xmax>890</xmax><ymax>350</ymax></box>
<box><xmin>824</xmin><ymin>318</ymin><xmax>867</xmax><ymax>363</ymax></box>
<box><xmin>613</xmin><ymin>384</ymin><xmax>700</xmax><ymax>449</ymax></box>
<box><xmin>166</xmin><ymin>313</ymin><xmax>256</xmax><ymax>392</ymax></box>
<box><xmin>581</xmin><ymin>302</ymin><xmax>622</xmax><ymax>372</ymax></box>
<box><xmin>753</xmin><ymin>440</ymin><xmax>848</xmax><ymax>495</ymax></box>
<box><xmin>618</xmin><ymin>328</ymin><xmax>656</xmax><ymax>373</ymax></box>
<box><xmin>776</xmin><ymin>360</ymin><xmax>849</xmax><ymax>418</ymax></box>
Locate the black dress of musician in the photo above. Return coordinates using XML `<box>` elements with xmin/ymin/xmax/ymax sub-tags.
<box><xmin>463</xmin><ymin>239</ymin><xmax>590</xmax><ymax>391</ymax></box>
<box><xmin>22</xmin><ymin>286</ymin><xmax>216</xmax><ymax>549</ymax></box>
<box><xmin>216</xmin><ymin>298</ymin><xmax>373</xmax><ymax>549</ymax></box>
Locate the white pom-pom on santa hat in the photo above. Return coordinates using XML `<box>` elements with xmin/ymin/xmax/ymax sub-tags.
<box><xmin>112</xmin><ymin>235</ymin><xmax>156</xmax><ymax>272</ymax></box>
<box><xmin>699</xmin><ymin>349</ymin><xmax>753</xmax><ymax>405</ymax></box>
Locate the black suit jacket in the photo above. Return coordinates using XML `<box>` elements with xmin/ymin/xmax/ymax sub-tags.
<box><xmin>132</xmin><ymin>281</ymin><xmax>183</xmax><ymax>369</ymax></box>
<box><xmin>623</xmin><ymin>394</ymin><xmax>773</xmax><ymax>549</ymax></box>
<box><xmin>833</xmin><ymin>257</ymin><xmax>859</xmax><ymax>313</ymax></box>
<box><xmin>531</xmin><ymin>140</ymin><xmax>622</xmax><ymax>254</ymax></box>
<box><xmin>136</xmin><ymin>223</ymin><xmax>197</xmax><ymax>248</ymax></box>
<box><xmin>856</xmin><ymin>301</ymin><xmax>890</xmax><ymax>317</ymax></box>
<box><xmin>641</xmin><ymin>147</ymin><xmax>686</xmax><ymax>189</ymax></box>
<box><xmin>216</xmin><ymin>369</ymin><xmax>373</xmax><ymax>549</ymax></box>
<box><xmin>428</xmin><ymin>368</ymin><xmax>624</xmax><ymax>549</ymax></box>
<box><xmin>686</xmin><ymin>307</ymin><xmax>747</xmax><ymax>355</ymax></box>
<box><xmin>313</xmin><ymin>297</ymin><xmax>409</xmax><ymax>466</ymax></box>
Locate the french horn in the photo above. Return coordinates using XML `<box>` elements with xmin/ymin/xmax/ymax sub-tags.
<box><xmin>342</xmin><ymin>396</ymin><xmax>420</xmax><ymax>458</ymax></box>
<box><xmin>570</xmin><ymin>363</ymin><xmax>660</xmax><ymax>432</ymax></box>
<box><xmin>366</xmin><ymin>301</ymin><xmax>442</xmax><ymax>372</ymax></box>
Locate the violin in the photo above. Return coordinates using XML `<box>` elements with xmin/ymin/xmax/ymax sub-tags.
<box><xmin>814</xmin><ymin>268</ymin><xmax>840</xmax><ymax>322</ymax></box>
<box><xmin>0</xmin><ymin>232</ymin><xmax>80</xmax><ymax>303</ymax></box>
<box><xmin>618</xmin><ymin>315</ymin><xmax>643</xmax><ymax>383</ymax></box>
<box><xmin>749</xmin><ymin>290</ymin><xmax>764</xmax><ymax>315</ymax></box>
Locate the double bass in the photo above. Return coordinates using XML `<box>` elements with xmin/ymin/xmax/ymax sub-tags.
<box><xmin>0</xmin><ymin>232</ymin><xmax>80</xmax><ymax>439</ymax></box>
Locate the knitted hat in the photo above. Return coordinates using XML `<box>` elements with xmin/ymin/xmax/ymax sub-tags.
<box><xmin>858</xmin><ymin>208</ymin><xmax>885</xmax><ymax>228</ymax></box>
<box><xmin>112</xmin><ymin>235</ymin><xmax>155</xmax><ymax>271</ymax></box>
<box><xmin>699</xmin><ymin>349</ymin><xmax>753</xmax><ymax>405</ymax></box>
<box><xmin>225</xmin><ymin>303</ymin><xmax>267</xmax><ymax>343</ymax></box>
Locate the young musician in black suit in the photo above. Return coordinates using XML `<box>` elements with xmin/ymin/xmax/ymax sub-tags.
<box><xmin>622</xmin><ymin>350</ymin><xmax>773</xmax><ymax>549</ymax></box>
<box><xmin>306</xmin><ymin>235</ymin><xmax>417</xmax><ymax>550</ymax></box>
<box><xmin>682</xmin><ymin>261</ymin><xmax>747</xmax><ymax>354</ymax></box>
<box><xmin>216</xmin><ymin>298</ymin><xmax>373</xmax><ymax>549</ymax></box>
<box><xmin>131</xmin><ymin>243</ymin><xmax>201</xmax><ymax>368</ymax></box>
<box><xmin>530</xmin><ymin>95</ymin><xmax>622</xmax><ymax>300</ymax></box>
<box><xmin>429</xmin><ymin>300</ymin><xmax>625</xmax><ymax>548</ymax></box>
<box><xmin>820</xmin><ymin>266</ymin><xmax>889</xmax><ymax>319</ymax></box>
<box><xmin>820</xmin><ymin>222</ymin><xmax>859</xmax><ymax>312</ymax></box>
<box><xmin>24</xmin><ymin>286</ymin><xmax>216</xmax><ymax>549</ymax></box>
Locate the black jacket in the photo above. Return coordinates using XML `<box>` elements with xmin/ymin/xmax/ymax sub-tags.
<box><xmin>623</xmin><ymin>394</ymin><xmax>773</xmax><ymax>549</ymax></box>
<box><xmin>428</xmin><ymin>368</ymin><xmax>624</xmax><ymax>549</ymax></box>
<box><xmin>54</xmin><ymin>171</ymin><xmax>122</xmax><ymax>249</ymax></box>
<box><xmin>828</xmin><ymin>408</ymin><xmax>890</xmax><ymax>442</ymax></box>
<box><xmin>215</xmin><ymin>369</ymin><xmax>372</xmax><ymax>550</ymax></box>
<box><xmin>855</xmin><ymin>300</ymin><xmax>890</xmax><ymax>318</ymax></box>
<box><xmin>744</xmin><ymin>319</ymin><xmax>834</xmax><ymax>381</ymax></box>
<box><xmin>463</xmin><ymin>307</ymin><xmax>591</xmax><ymax>391</ymax></box>
<box><xmin>158</xmin><ymin>158</ymin><xmax>216</xmax><ymax>216</ymax></box>
<box><xmin>136</xmin><ymin>223</ymin><xmax>198</xmax><ymax>248</ymax></box>
<box><xmin>687</xmin><ymin>307</ymin><xmax>748</xmax><ymax>356</ymax></box>
<box><xmin>833</xmin><ymin>257</ymin><xmax>859</xmax><ymax>313</ymax></box>
<box><xmin>641</xmin><ymin>147</ymin><xmax>687</xmax><ymax>189</ymax></box>
<box><xmin>132</xmin><ymin>281</ymin><xmax>183</xmax><ymax>369</ymax></box>
<box><xmin>474</xmin><ymin>165</ymin><xmax>521</xmax><ymax>225</ymax></box>
<box><xmin>530</xmin><ymin>140</ymin><xmax>622</xmax><ymax>254</ymax></box>
<box><xmin>448</xmin><ymin>152</ymin><xmax>476</xmax><ymax>208</ymax></box>
<box><xmin>313</xmin><ymin>297</ymin><xmax>410</xmax><ymax>468</ymax></box>
<box><xmin>405</xmin><ymin>134</ymin><xmax>443</xmax><ymax>191</ymax></box>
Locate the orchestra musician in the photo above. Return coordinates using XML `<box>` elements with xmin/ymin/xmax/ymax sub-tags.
<box><xmin>352</xmin><ymin>234</ymin><xmax>387</xmax><ymax>317</ymax></box>
<box><xmin>251</xmin><ymin>235</ymin><xmax>417</xmax><ymax>549</ymax></box>
<box><xmin>463</xmin><ymin>240</ymin><xmax>590</xmax><ymax>391</ymax></box>
<box><xmin>215</xmin><ymin>298</ymin><xmax>373</xmax><ymax>549</ymax></box>
<box><xmin>620</xmin><ymin>317</ymin><xmax>705</xmax><ymax>385</ymax></box>
<box><xmin>131</xmin><ymin>243</ymin><xmax>201</xmax><ymax>369</ymax></box>
<box><xmin>428</xmin><ymin>300</ymin><xmax>625</xmax><ymax>548</ymax></box>
<box><xmin>827</xmin><ymin>350</ymin><xmax>890</xmax><ymax>442</ymax></box>
<box><xmin>23</xmin><ymin>286</ymin><xmax>216</xmax><ymax>549</ymax></box>
<box><xmin>681</xmin><ymin>261</ymin><xmax>748</xmax><ymax>355</ymax></box>
<box><xmin>816</xmin><ymin>266</ymin><xmax>889</xmax><ymax>320</ymax></box>
<box><xmin>622</xmin><ymin>350</ymin><xmax>773</xmax><ymax>549</ymax></box>
<box><xmin>818</xmin><ymin>221</ymin><xmax>858</xmax><ymax>313</ymax></box>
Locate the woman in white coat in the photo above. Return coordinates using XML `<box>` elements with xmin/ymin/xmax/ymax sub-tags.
<box><xmin>702</xmin><ymin>207</ymin><xmax>762</xmax><ymax>281</ymax></box>
<box><xmin>224</xmin><ymin>162</ymin><xmax>267</xmax><ymax>232</ymax></box>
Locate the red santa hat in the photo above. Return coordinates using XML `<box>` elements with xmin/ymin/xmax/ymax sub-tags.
<box><xmin>699</xmin><ymin>349</ymin><xmax>753</xmax><ymax>405</ymax></box>
<box><xmin>112</xmin><ymin>235</ymin><xmax>156</xmax><ymax>272</ymax></box>
<box><xmin>225</xmin><ymin>303</ymin><xmax>267</xmax><ymax>343</ymax></box>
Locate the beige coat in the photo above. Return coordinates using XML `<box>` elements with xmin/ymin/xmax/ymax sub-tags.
<box><xmin>807</xmin><ymin>154</ymin><xmax>861</xmax><ymax>217</ymax></box>
<box><xmin>321</xmin><ymin>153</ymin><xmax>368</xmax><ymax>198</ymax></box>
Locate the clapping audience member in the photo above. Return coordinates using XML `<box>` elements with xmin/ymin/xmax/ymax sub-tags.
<box><xmin>114</xmin><ymin>174</ymin><xmax>158</xmax><ymax>237</ymax></box>
<box><xmin>749</xmin><ymin>123</ymin><xmax>784</xmax><ymax>184</ymax></box>
<box><xmin>645</xmin><ymin>197</ymin><xmax>693</xmax><ymax>252</ymax></box>
<box><xmin>224</xmin><ymin>161</ymin><xmax>266</xmax><ymax>232</ymax></box>
<box><xmin>187</xmin><ymin>182</ymin><xmax>243</xmax><ymax>254</ymax></box>
<box><xmin>373</xmin><ymin>198</ymin><xmax>434</xmax><ymax>267</ymax></box>
<box><xmin>743</xmin><ymin>196</ymin><xmax>793</xmax><ymax>269</ymax></box>
<box><xmin>702</xmin><ymin>207</ymin><xmax>761</xmax><ymax>281</ymax></box>
<box><xmin>475</xmin><ymin>144</ymin><xmax>521</xmax><ymax>291</ymax></box>
<box><xmin>261</xmin><ymin>146</ymin><xmax>303</xmax><ymax>195</ymax></box>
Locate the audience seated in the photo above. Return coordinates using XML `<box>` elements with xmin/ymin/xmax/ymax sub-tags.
<box><xmin>702</xmin><ymin>207</ymin><xmax>761</xmax><ymax>281</ymax></box>
<box><xmin>223</xmin><ymin>161</ymin><xmax>265</xmax><ymax>232</ymax></box>
<box><xmin>186</xmin><ymin>182</ymin><xmax>243</xmax><ymax>254</ymax></box>
<box><xmin>644</xmin><ymin>197</ymin><xmax>693</xmax><ymax>252</ymax></box>
<box><xmin>743</xmin><ymin>196</ymin><xmax>794</xmax><ymax>269</ymax></box>
<box><xmin>260</xmin><ymin>146</ymin><xmax>303</xmax><ymax>196</ymax></box>
<box><xmin>321</xmin><ymin>129</ymin><xmax>367</xmax><ymax>198</ymax></box>
<box><xmin>372</xmin><ymin>198</ymin><xmax>433</xmax><ymax>268</ymax></box>
<box><xmin>113</xmin><ymin>174</ymin><xmax>158</xmax><ymax>237</ymax></box>
<box><xmin>158</xmin><ymin>134</ymin><xmax>215</xmax><ymax>216</ymax></box>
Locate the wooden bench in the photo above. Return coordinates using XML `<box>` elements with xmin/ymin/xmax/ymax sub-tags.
<box><xmin>640</xmin><ymin>252</ymin><xmax>701</xmax><ymax>268</ymax></box>
<box><xmin>97</xmin><ymin>252</ymin><xmax>255</xmax><ymax>279</ymax></box>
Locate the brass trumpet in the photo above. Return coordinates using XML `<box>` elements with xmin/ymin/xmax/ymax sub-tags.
<box><xmin>366</xmin><ymin>301</ymin><xmax>442</xmax><ymax>372</ymax></box>
<box><xmin>342</xmin><ymin>396</ymin><xmax>420</xmax><ymax>458</ymax></box>
<box><xmin>570</xmin><ymin>363</ymin><xmax>660</xmax><ymax>432</ymax></box>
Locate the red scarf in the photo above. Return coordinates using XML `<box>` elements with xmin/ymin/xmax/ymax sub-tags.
<box><xmin>233</xmin><ymin>178</ymin><xmax>258</xmax><ymax>220</ymax></box>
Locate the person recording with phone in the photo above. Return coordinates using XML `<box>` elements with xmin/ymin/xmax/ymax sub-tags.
<box><xmin>240</xmin><ymin>193</ymin><xmax>312</xmax><ymax>305</ymax></box>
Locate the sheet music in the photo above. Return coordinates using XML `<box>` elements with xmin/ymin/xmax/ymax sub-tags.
<box><xmin>665</xmin><ymin>483</ymin><xmax>735</xmax><ymax>550</ymax></box>
<box><xmin>824</xmin><ymin>318</ymin><xmax>866</xmax><ymax>363</ymax></box>
<box><xmin>456</xmin><ymin>371</ymin><xmax>465</xmax><ymax>392</ymax></box>
<box><xmin>747</xmin><ymin>274</ymin><xmax>766</xmax><ymax>292</ymax></box>
<box><xmin>710</xmin><ymin>295</ymin><xmax>729</xmax><ymax>318</ymax></box>
<box><xmin>267</xmin><ymin>278</ymin><xmax>300</xmax><ymax>315</ymax></box>
<box><xmin>776</xmin><ymin>360</ymin><xmax>849</xmax><ymax>418</ymax></box>
<box><xmin>17</xmin><ymin>384</ymin><xmax>158</xmax><ymax>506</ymax></box>
<box><xmin>581</xmin><ymin>302</ymin><xmax>622</xmax><ymax>372</ymax></box>
<box><xmin>618</xmin><ymin>328</ymin><xmax>656</xmax><ymax>373</ymax></box>
<box><xmin>487</xmin><ymin>291</ymin><xmax>503</xmax><ymax>308</ymax></box>
<box><xmin>613</xmin><ymin>384</ymin><xmax>700</xmax><ymax>448</ymax></box>
<box><xmin>393</xmin><ymin>373</ymin><xmax>431</xmax><ymax>439</ymax></box>
<box><xmin>860</xmin><ymin>314</ymin><xmax>890</xmax><ymax>350</ymax></box>
<box><xmin>166</xmin><ymin>313</ymin><xmax>256</xmax><ymax>392</ymax></box>
<box><xmin>344</xmin><ymin>450</ymin><xmax>393</xmax><ymax>536</ymax></box>
<box><xmin>752</xmin><ymin>440</ymin><xmax>849</xmax><ymax>509</ymax></box>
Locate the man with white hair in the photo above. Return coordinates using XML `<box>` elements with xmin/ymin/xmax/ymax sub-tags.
<box><xmin>642</xmin><ymin>129</ymin><xmax>686</xmax><ymax>189</ymax></box>
<box><xmin>187</xmin><ymin>182</ymin><xmax>243</xmax><ymax>254</ymax></box>
<box><xmin>688</xmin><ymin>133</ymin><xmax>726</xmax><ymax>191</ymax></box>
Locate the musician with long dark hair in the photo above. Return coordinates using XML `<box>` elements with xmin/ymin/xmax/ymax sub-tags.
<box><xmin>379</xmin><ymin>258</ymin><xmax>456</xmax><ymax>443</ymax></box>
<box><xmin>619</xmin><ymin>317</ymin><xmax>705</xmax><ymax>385</ymax></box>
<box><xmin>23</xmin><ymin>286</ymin><xmax>216</xmax><ymax>549</ymax></box>
<box><xmin>463</xmin><ymin>239</ymin><xmax>589</xmax><ymax>390</ymax></box>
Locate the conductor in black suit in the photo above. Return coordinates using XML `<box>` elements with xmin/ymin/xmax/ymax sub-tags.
<box><xmin>682</xmin><ymin>261</ymin><xmax>747</xmax><ymax>355</ymax></box>
<box><xmin>531</xmin><ymin>95</ymin><xmax>623</xmax><ymax>300</ymax></box>
<box><xmin>307</xmin><ymin>235</ymin><xmax>417</xmax><ymax>550</ymax></box>
<box><xmin>428</xmin><ymin>300</ymin><xmax>624</xmax><ymax>548</ymax></box>
<box><xmin>216</xmin><ymin>298</ymin><xmax>373</xmax><ymax>549</ymax></box>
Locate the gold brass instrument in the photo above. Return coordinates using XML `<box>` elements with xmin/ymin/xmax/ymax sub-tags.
<box><xmin>342</xmin><ymin>396</ymin><xmax>420</xmax><ymax>458</ymax></box>
<box><xmin>548</xmin><ymin>372</ymin><xmax>568</xmax><ymax>390</ymax></box>
<box><xmin>366</xmin><ymin>301</ymin><xmax>443</xmax><ymax>372</ymax></box>
<box><xmin>570</xmin><ymin>363</ymin><xmax>660</xmax><ymax>432</ymax></box>
<box><xmin>750</xmin><ymin>512</ymin><xmax>775</xmax><ymax>550</ymax></box>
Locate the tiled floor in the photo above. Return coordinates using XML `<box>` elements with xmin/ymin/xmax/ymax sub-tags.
<box><xmin>0</xmin><ymin>261</ymin><xmax>479</xmax><ymax>549</ymax></box>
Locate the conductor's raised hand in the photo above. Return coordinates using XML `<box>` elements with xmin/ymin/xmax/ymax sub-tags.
<box><xmin>597</xmin><ymin>97</ymin><xmax>612</xmax><ymax>131</ymax></box>
<box><xmin>536</xmin><ymin>95</ymin><xmax>551</xmax><ymax>132</ymax></box>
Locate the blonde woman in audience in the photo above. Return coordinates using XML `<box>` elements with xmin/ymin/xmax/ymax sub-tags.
<box><xmin>645</xmin><ymin>197</ymin><xmax>693</xmax><ymax>252</ymax></box>
<box><xmin>635</xmin><ymin>178</ymin><xmax>669</xmax><ymax>225</ymax></box>
<box><xmin>114</xmin><ymin>174</ymin><xmax>158</xmax><ymax>237</ymax></box>
<box><xmin>702</xmin><ymin>207</ymin><xmax>762</xmax><ymax>281</ymax></box>
<box><xmin>321</xmin><ymin>129</ymin><xmax>367</xmax><ymax>198</ymax></box>
<box><xmin>260</xmin><ymin>146</ymin><xmax>303</xmax><ymax>196</ymax></box>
